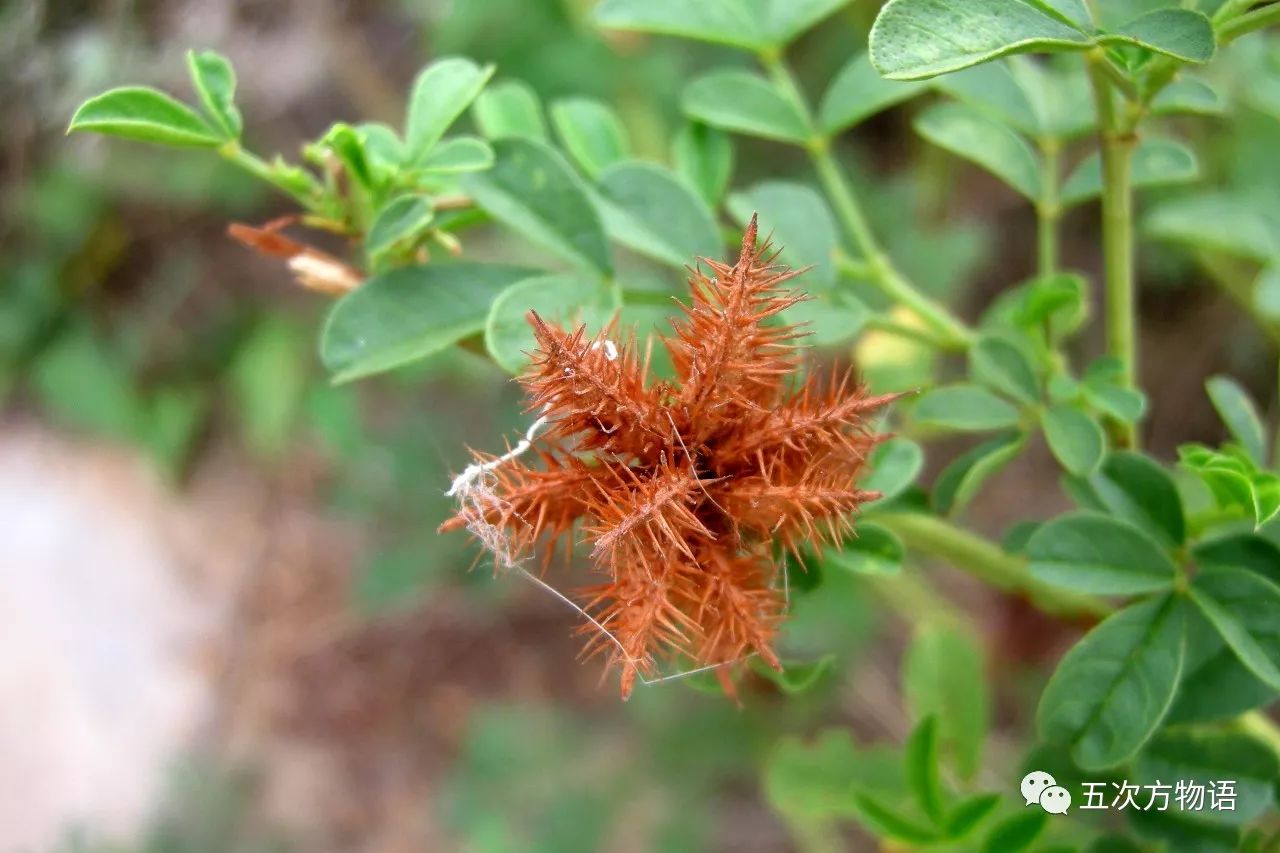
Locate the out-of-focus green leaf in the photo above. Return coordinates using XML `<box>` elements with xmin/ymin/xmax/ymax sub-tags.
<box><xmin>728</xmin><ymin>182</ymin><xmax>839</xmax><ymax>288</ymax></box>
<box><xmin>1205</xmin><ymin>376</ymin><xmax>1267</xmax><ymax>465</ymax></box>
<box><xmin>186</xmin><ymin>50</ymin><xmax>242</xmax><ymax>138</ymax></box>
<box><xmin>822</xmin><ymin>522</ymin><xmax>904</xmax><ymax>576</ymax></box>
<box><xmin>483</xmin><ymin>273</ymin><xmax>619</xmax><ymax>374</ymax></box>
<box><xmin>228</xmin><ymin>316</ymin><xmax>309</xmax><ymax>460</ymax></box>
<box><xmin>365</xmin><ymin>195</ymin><xmax>434</xmax><ymax>262</ymax></box>
<box><xmin>942</xmin><ymin>794</ymin><xmax>1000</xmax><ymax>840</ymax></box>
<box><xmin>550</xmin><ymin>98</ymin><xmax>630</xmax><ymax>179</ymax></box>
<box><xmin>904</xmin><ymin>717</ymin><xmax>945</xmax><ymax>825</ymax></box>
<box><xmin>1061</xmin><ymin>138</ymin><xmax>1200</xmax><ymax>208</ymax></box>
<box><xmin>419</xmin><ymin>136</ymin><xmax>494</xmax><ymax>174</ymax></box>
<box><xmin>969</xmin><ymin>334</ymin><xmax>1040</xmax><ymax>404</ymax></box>
<box><xmin>1028</xmin><ymin>512</ymin><xmax>1177</xmax><ymax>594</ymax></box>
<box><xmin>1189</xmin><ymin>566</ymin><xmax>1280</xmax><ymax>690</ymax></box>
<box><xmin>1067</xmin><ymin>450</ymin><xmax>1185</xmax><ymax>547</ymax></box>
<box><xmin>915</xmin><ymin>102</ymin><xmax>1041</xmax><ymax>200</ymax></box>
<box><xmin>1192</xmin><ymin>533</ymin><xmax>1280</xmax><ymax>585</ymax></box>
<box><xmin>819</xmin><ymin>51</ymin><xmax>929</xmax><ymax>134</ymax></box>
<box><xmin>862</xmin><ymin>437</ymin><xmax>925</xmax><ymax>504</ymax></box>
<box><xmin>1145</xmin><ymin>194</ymin><xmax>1279</xmax><ymax>262</ymax></box>
<box><xmin>405</xmin><ymin>57</ymin><xmax>494</xmax><ymax>161</ymax></box>
<box><xmin>471</xmin><ymin>80</ymin><xmax>548</xmax><ymax>142</ymax></box>
<box><xmin>321</xmin><ymin>263</ymin><xmax>535</xmax><ymax>382</ymax></box>
<box><xmin>594</xmin><ymin>0</ymin><xmax>849</xmax><ymax>51</ymax></box>
<box><xmin>673</xmin><ymin>123</ymin><xmax>734</xmax><ymax>206</ymax></box>
<box><xmin>851</xmin><ymin>793</ymin><xmax>939</xmax><ymax>844</ymax></box>
<box><xmin>932</xmin><ymin>432</ymin><xmax>1026</xmax><ymax>515</ymax></box>
<box><xmin>1038</xmin><ymin>595</ymin><xmax>1186</xmax><ymax>770</ymax></box>
<box><xmin>1152</xmin><ymin>77</ymin><xmax>1225</xmax><ymax>116</ymax></box>
<box><xmin>1135</xmin><ymin>729</ymin><xmax>1279</xmax><ymax>826</ymax></box>
<box><xmin>1081</xmin><ymin>356</ymin><xmax>1147</xmax><ymax>424</ymax></box>
<box><xmin>1179</xmin><ymin>444</ymin><xmax>1280</xmax><ymax>529</ymax></box>
<box><xmin>983</xmin><ymin>273</ymin><xmax>1089</xmax><ymax>339</ymax></box>
<box><xmin>69</xmin><ymin>87</ymin><xmax>223</xmax><ymax>147</ymax></box>
<box><xmin>980</xmin><ymin>811</ymin><xmax>1048</xmax><ymax>853</ymax></box>
<box><xmin>597</xmin><ymin>161</ymin><xmax>720</xmax><ymax>268</ymax></box>
<box><xmin>869</xmin><ymin>0</ymin><xmax>1090</xmax><ymax>81</ymax></box>
<box><xmin>903</xmin><ymin>625</ymin><xmax>988</xmax><ymax>780</ymax></box>
<box><xmin>764</xmin><ymin>731</ymin><xmax>907</xmax><ymax>827</ymax></box>
<box><xmin>1168</xmin><ymin>606</ymin><xmax>1276</xmax><ymax>724</ymax></box>
<box><xmin>682</xmin><ymin>71</ymin><xmax>810</xmax><ymax>145</ymax></box>
<box><xmin>32</xmin><ymin>326</ymin><xmax>140</xmax><ymax>442</ymax></box>
<box><xmin>1097</xmin><ymin>8</ymin><xmax>1215</xmax><ymax>64</ymax></box>
<box><xmin>1042</xmin><ymin>404</ymin><xmax>1105</xmax><ymax>476</ymax></box>
<box><xmin>914</xmin><ymin>384</ymin><xmax>1022</xmax><ymax>431</ymax></box>
<box><xmin>751</xmin><ymin>655</ymin><xmax>836</xmax><ymax>694</ymax></box>
<box><xmin>463</xmin><ymin>138</ymin><xmax>611</xmax><ymax>274</ymax></box>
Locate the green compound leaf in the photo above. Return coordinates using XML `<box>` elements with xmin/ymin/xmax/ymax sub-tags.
<box><xmin>822</xmin><ymin>521</ymin><xmax>904</xmax><ymax>576</ymax></box>
<box><xmin>405</xmin><ymin>57</ymin><xmax>494</xmax><ymax>162</ymax></box>
<box><xmin>419</xmin><ymin>136</ymin><xmax>494</xmax><ymax>174</ymax></box>
<box><xmin>903</xmin><ymin>625</ymin><xmax>988</xmax><ymax>781</ymax></box>
<box><xmin>462</xmin><ymin>137</ymin><xmax>612</xmax><ymax>275</ymax></box>
<box><xmin>597</xmin><ymin>161</ymin><xmax>720</xmax><ymax>269</ymax></box>
<box><xmin>673</xmin><ymin>123</ymin><xmax>734</xmax><ymax>206</ymax></box>
<box><xmin>1179</xmin><ymin>444</ymin><xmax>1280</xmax><ymax>530</ymax></box>
<box><xmin>1192</xmin><ymin>533</ymin><xmax>1280</xmax><ymax>585</ymax></box>
<box><xmin>862</xmin><ymin>436</ymin><xmax>925</xmax><ymax>504</ymax></box>
<box><xmin>1189</xmin><ymin>566</ymin><xmax>1280</xmax><ymax>690</ymax></box>
<box><xmin>914</xmin><ymin>102</ymin><xmax>1041</xmax><ymax>201</ymax></box>
<box><xmin>1097</xmin><ymin>8</ymin><xmax>1215</xmax><ymax>64</ymax></box>
<box><xmin>1061</xmin><ymin>138</ymin><xmax>1200</xmax><ymax>208</ymax></box>
<box><xmin>484</xmin><ymin>273</ymin><xmax>620</xmax><ymax>375</ymax></box>
<box><xmin>365</xmin><ymin>195</ymin><xmax>434</xmax><ymax>263</ymax></box>
<box><xmin>594</xmin><ymin>0</ymin><xmax>849</xmax><ymax>52</ymax></box>
<box><xmin>914</xmin><ymin>384</ymin><xmax>1022</xmax><ymax>432</ymax></box>
<box><xmin>1168</xmin><ymin>604</ymin><xmax>1277</xmax><ymax>724</ymax></box>
<box><xmin>550</xmin><ymin>97</ymin><xmax>630</xmax><ymax>179</ymax></box>
<box><xmin>1042</xmin><ymin>404</ymin><xmax>1105</xmax><ymax>476</ymax></box>
<box><xmin>1135</xmin><ymin>730</ymin><xmax>1280</xmax><ymax>827</ymax></box>
<box><xmin>68</xmin><ymin>86</ymin><xmax>224</xmax><ymax>147</ymax></box>
<box><xmin>969</xmin><ymin>334</ymin><xmax>1040</xmax><ymax>404</ymax></box>
<box><xmin>933</xmin><ymin>432</ymin><xmax>1027</xmax><ymax>515</ymax></box>
<box><xmin>1067</xmin><ymin>450</ymin><xmax>1185</xmax><ymax>547</ymax></box>
<box><xmin>1037</xmin><ymin>594</ymin><xmax>1186</xmax><ymax>770</ymax></box>
<box><xmin>321</xmin><ymin>263</ymin><xmax>536</xmax><ymax>383</ymax></box>
<box><xmin>870</xmin><ymin>0</ymin><xmax>1090</xmax><ymax>81</ymax></box>
<box><xmin>728</xmin><ymin>181</ymin><xmax>839</xmax><ymax>288</ymax></box>
<box><xmin>1027</xmin><ymin>512</ymin><xmax>1177</xmax><ymax>594</ymax></box>
<box><xmin>186</xmin><ymin>49</ymin><xmax>242</xmax><ymax>138</ymax></box>
<box><xmin>819</xmin><ymin>51</ymin><xmax>930</xmax><ymax>135</ymax></box>
<box><xmin>682</xmin><ymin>71</ymin><xmax>810</xmax><ymax>145</ymax></box>
<box><xmin>472</xmin><ymin>80</ymin><xmax>549</xmax><ymax>142</ymax></box>
<box><xmin>1205</xmin><ymin>375</ymin><xmax>1267</xmax><ymax>465</ymax></box>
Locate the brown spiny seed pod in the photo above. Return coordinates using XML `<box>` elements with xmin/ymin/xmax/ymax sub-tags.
<box><xmin>441</xmin><ymin>215</ymin><xmax>899</xmax><ymax>698</ymax></box>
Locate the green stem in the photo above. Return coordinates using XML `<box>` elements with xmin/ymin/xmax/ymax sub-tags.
<box><xmin>1219</xmin><ymin>3</ymin><xmax>1280</xmax><ymax>42</ymax></box>
<box><xmin>1088</xmin><ymin>53</ymin><xmax>1140</xmax><ymax>450</ymax></box>
<box><xmin>760</xmin><ymin>52</ymin><xmax>975</xmax><ymax>352</ymax></box>
<box><xmin>218</xmin><ymin>142</ymin><xmax>316</xmax><ymax>208</ymax></box>
<box><xmin>864</xmin><ymin>314</ymin><xmax>952</xmax><ymax>349</ymax></box>
<box><xmin>1036</xmin><ymin>138</ymin><xmax>1061</xmax><ymax>278</ymax></box>
<box><xmin>872</xmin><ymin>512</ymin><xmax>1111</xmax><ymax>619</ymax></box>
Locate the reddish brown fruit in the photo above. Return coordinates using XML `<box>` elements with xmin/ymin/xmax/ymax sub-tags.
<box><xmin>444</xmin><ymin>216</ymin><xmax>897</xmax><ymax>698</ymax></box>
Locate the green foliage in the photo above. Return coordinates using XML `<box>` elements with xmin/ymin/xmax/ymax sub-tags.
<box><xmin>682</xmin><ymin>71</ymin><xmax>810</xmax><ymax>145</ymax></box>
<box><xmin>69</xmin><ymin>87</ymin><xmax>227</xmax><ymax>147</ymax></box>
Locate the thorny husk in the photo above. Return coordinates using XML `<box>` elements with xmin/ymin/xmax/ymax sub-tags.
<box><xmin>442</xmin><ymin>217</ymin><xmax>897</xmax><ymax>698</ymax></box>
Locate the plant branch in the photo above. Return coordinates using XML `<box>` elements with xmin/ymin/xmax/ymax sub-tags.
<box><xmin>1219</xmin><ymin>2</ymin><xmax>1280</xmax><ymax>42</ymax></box>
<box><xmin>1036</xmin><ymin>137</ymin><xmax>1061</xmax><ymax>277</ymax></box>
<box><xmin>1087</xmin><ymin>52</ymin><xmax>1140</xmax><ymax>450</ymax></box>
<box><xmin>759</xmin><ymin>52</ymin><xmax>976</xmax><ymax>352</ymax></box>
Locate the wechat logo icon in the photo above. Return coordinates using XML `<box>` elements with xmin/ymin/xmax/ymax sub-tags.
<box><xmin>1022</xmin><ymin>771</ymin><xmax>1072</xmax><ymax>814</ymax></box>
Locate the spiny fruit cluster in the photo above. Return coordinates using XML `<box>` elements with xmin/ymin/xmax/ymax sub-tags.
<box><xmin>443</xmin><ymin>216</ymin><xmax>896</xmax><ymax>698</ymax></box>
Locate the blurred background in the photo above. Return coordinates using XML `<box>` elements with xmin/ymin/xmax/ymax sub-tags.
<box><xmin>3</xmin><ymin>1</ymin><xmax>1277</xmax><ymax>851</ymax></box>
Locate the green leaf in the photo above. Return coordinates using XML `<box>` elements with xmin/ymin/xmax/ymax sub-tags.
<box><xmin>914</xmin><ymin>102</ymin><xmax>1041</xmax><ymax>200</ymax></box>
<box><xmin>404</xmin><ymin>57</ymin><xmax>494</xmax><ymax>162</ymax></box>
<box><xmin>903</xmin><ymin>625</ymin><xmax>988</xmax><ymax>780</ymax></box>
<box><xmin>1190</xmin><ymin>566</ymin><xmax>1280</xmax><ymax>690</ymax></box>
<box><xmin>942</xmin><ymin>793</ymin><xmax>1000</xmax><ymax>840</ymax></box>
<box><xmin>1192</xmin><ymin>533</ymin><xmax>1280</xmax><ymax>585</ymax></box>
<box><xmin>1028</xmin><ymin>512</ymin><xmax>1177</xmax><ymax>594</ymax></box>
<box><xmin>936</xmin><ymin>58</ymin><xmax>1093</xmax><ymax>139</ymax></box>
<box><xmin>597</xmin><ymin>161</ymin><xmax>720</xmax><ymax>268</ymax></box>
<box><xmin>905</xmin><ymin>717</ymin><xmax>945</xmax><ymax>825</ymax></box>
<box><xmin>1129</xmin><ymin>808</ymin><xmax>1239</xmax><ymax>853</ymax></box>
<box><xmin>914</xmin><ymin>384</ymin><xmax>1022</xmax><ymax>432</ymax></box>
<box><xmin>862</xmin><ymin>437</ymin><xmax>925</xmax><ymax>504</ymax></box>
<box><xmin>314</xmin><ymin>123</ymin><xmax>373</xmax><ymax>188</ymax></box>
<box><xmin>483</xmin><ymin>273</ymin><xmax>620</xmax><ymax>375</ymax></box>
<box><xmin>550</xmin><ymin>98</ymin><xmax>629</xmax><ymax>179</ymax></box>
<box><xmin>1255</xmin><ymin>265</ymin><xmax>1280</xmax><ymax>321</ymax></box>
<box><xmin>228</xmin><ymin>316</ymin><xmax>308</xmax><ymax>460</ymax></box>
<box><xmin>1081</xmin><ymin>356</ymin><xmax>1147</xmax><ymax>424</ymax></box>
<box><xmin>1168</xmin><ymin>605</ymin><xmax>1276</xmax><ymax>724</ymax></box>
<box><xmin>764</xmin><ymin>731</ymin><xmax>906</xmax><ymax>825</ymax></box>
<box><xmin>186</xmin><ymin>50</ymin><xmax>242</xmax><ymax>138</ymax></box>
<box><xmin>1179</xmin><ymin>444</ymin><xmax>1280</xmax><ymax>529</ymax></box>
<box><xmin>471</xmin><ymin>80</ymin><xmax>548</xmax><ymax>142</ymax></box>
<box><xmin>933</xmin><ymin>432</ymin><xmax>1027</xmax><ymax>515</ymax></box>
<box><xmin>1135</xmin><ymin>729</ymin><xmax>1280</xmax><ymax>826</ymax></box>
<box><xmin>980</xmin><ymin>811</ymin><xmax>1048</xmax><ymax>853</ymax></box>
<box><xmin>1097</xmin><ymin>8</ymin><xmax>1215</xmax><ymax>64</ymax></box>
<box><xmin>320</xmin><ymin>263</ymin><xmax>536</xmax><ymax>382</ymax></box>
<box><xmin>1042</xmin><ymin>404</ymin><xmax>1105</xmax><ymax>476</ymax></box>
<box><xmin>822</xmin><ymin>522</ymin><xmax>904</xmax><ymax>576</ymax></box>
<box><xmin>819</xmin><ymin>51</ymin><xmax>929</xmax><ymax>134</ymax></box>
<box><xmin>751</xmin><ymin>655</ymin><xmax>836</xmax><ymax>694</ymax></box>
<box><xmin>1068</xmin><ymin>451</ymin><xmax>1185</xmax><ymax>547</ymax></box>
<box><xmin>68</xmin><ymin>86</ymin><xmax>223</xmax><ymax>147</ymax></box>
<box><xmin>1145</xmin><ymin>193</ymin><xmax>1279</xmax><ymax>262</ymax></box>
<box><xmin>673</xmin><ymin>123</ymin><xmax>733</xmax><ymax>206</ymax></box>
<box><xmin>419</xmin><ymin>136</ymin><xmax>494</xmax><ymax>174</ymax></box>
<box><xmin>1205</xmin><ymin>376</ymin><xmax>1267</xmax><ymax>465</ymax></box>
<box><xmin>32</xmin><ymin>326</ymin><xmax>141</xmax><ymax>442</ymax></box>
<box><xmin>1151</xmin><ymin>78</ymin><xmax>1225</xmax><ymax>116</ymax></box>
<box><xmin>778</xmin><ymin>292</ymin><xmax>870</xmax><ymax>347</ymax></box>
<box><xmin>365</xmin><ymin>195</ymin><xmax>434</xmax><ymax>262</ymax></box>
<box><xmin>869</xmin><ymin>0</ymin><xmax>1090</xmax><ymax>81</ymax></box>
<box><xmin>851</xmin><ymin>794</ymin><xmax>939</xmax><ymax>844</ymax></box>
<box><xmin>593</xmin><ymin>0</ymin><xmax>849</xmax><ymax>51</ymax></box>
<box><xmin>1037</xmin><ymin>595</ymin><xmax>1186</xmax><ymax>770</ymax></box>
<box><xmin>1061</xmin><ymin>138</ymin><xmax>1200</xmax><ymax>208</ymax></box>
<box><xmin>682</xmin><ymin>71</ymin><xmax>810</xmax><ymax>145</ymax></box>
<box><xmin>969</xmin><ymin>334</ymin><xmax>1040</xmax><ymax>404</ymax></box>
<box><xmin>462</xmin><ymin>138</ymin><xmax>612</xmax><ymax>275</ymax></box>
<box><xmin>727</xmin><ymin>182</ymin><xmax>839</xmax><ymax>288</ymax></box>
